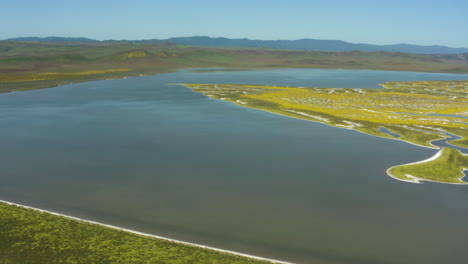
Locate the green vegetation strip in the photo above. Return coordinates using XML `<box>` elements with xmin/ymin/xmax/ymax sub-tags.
<box><xmin>387</xmin><ymin>148</ymin><xmax>468</xmax><ymax>184</ymax></box>
<box><xmin>182</xmin><ymin>81</ymin><xmax>468</xmax><ymax>149</ymax></box>
<box><xmin>181</xmin><ymin>81</ymin><xmax>468</xmax><ymax>184</ymax></box>
<box><xmin>0</xmin><ymin>201</ymin><xmax>289</xmax><ymax>264</ymax></box>
<box><xmin>0</xmin><ymin>69</ymin><xmax>131</xmax><ymax>82</ymax></box>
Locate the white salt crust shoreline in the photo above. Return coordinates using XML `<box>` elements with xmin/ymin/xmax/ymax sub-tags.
<box><xmin>224</xmin><ymin>98</ymin><xmax>441</xmax><ymax>150</ymax></box>
<box><xmin>385</xmin><ymin>150</ymin><xmax>468</xmax><ymax>185</ymax></box>
<box><xmin>0</xmin><ymin>200</ymin><xmax>294</xmax><ymax>264</ymax></box>
<box><xmin>184</xmin><ymin>85</ymin><xmax>468</xmax><ymax>186</ymax></box>
<box><xmin>180</xmin><ymin>83</ymin><xmax>468</xmax><ymax>152</ymax></box>
<box><xmin>176</xmin><ymin>84</ymin><xmax>441</xmax><ymax>151</ymax></box>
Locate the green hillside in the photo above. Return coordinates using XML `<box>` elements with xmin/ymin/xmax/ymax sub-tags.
<box><xmin>1</xmin><ymin>41</ymin><xmax>468</xmax><ymax>93</ymax></box>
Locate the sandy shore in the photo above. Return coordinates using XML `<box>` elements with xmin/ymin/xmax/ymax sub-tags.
<box><xmin>0</xmin><ymin>199</ymin><xmax>294</xmax><ymax>264</ymax></box>
<box><xmin>386</xmin><ymin>150</ymin><xmax>468</xmax><ymax>185</ymax></box>
<box><xmin>177</xmin><ymin>83</ymin><xmax>445</xmax><ymax>150</ymax></box>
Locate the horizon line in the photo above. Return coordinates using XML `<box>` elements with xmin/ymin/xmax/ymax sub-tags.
<box><xmin>3</xmin><ymin>35</ymin><xmax>468</xmax><ymax>49</ymax></box>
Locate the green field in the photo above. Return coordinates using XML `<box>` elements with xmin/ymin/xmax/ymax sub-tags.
<box><xmin>182</xmin><ymin>81</ymin><xmax>468</xmax><ymax>184</ymax></box>
<box><xmin>0</xmin><ymin>201</ymin><xmax>279</xmax><ymax>264</ymax></box>
<box><xmin>2</xmin><ymin>41</ymin><xmax>468</xmax><ymax>92</ymax></box>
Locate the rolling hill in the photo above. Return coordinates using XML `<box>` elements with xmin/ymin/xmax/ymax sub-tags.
<box><xmin>7</xmin><ymin>36</ymin><xmax>468</xmax><ymax>54</ymax></box>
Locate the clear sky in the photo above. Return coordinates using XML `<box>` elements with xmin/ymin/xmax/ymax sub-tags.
<box><xmin>2</xmin><ymin>0</ymin><xmax>467</xmax><ymax>47</ymax></box>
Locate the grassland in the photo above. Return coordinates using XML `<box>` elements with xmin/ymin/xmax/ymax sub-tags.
<box><xmin>0</xmin><ymin>201</ymin><xmax>283</xmax><ymax>264</ymax></box>
<box><xmin>387</xmin><ymin>148</ymin><xmax>468</xmax><ymax>184</ymax></box>
<box><xmin>182</xmin><ymin>80</ymin><xmax>468</xmax><ymax>184</ymax></box>
<box><xmin>2</xmin><ymin>41</ymin><xmax>468</xmax><ymax>93</ymax></box>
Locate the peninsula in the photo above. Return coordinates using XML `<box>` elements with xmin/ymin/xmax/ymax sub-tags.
<box><xmin>182</xmin><ymin>80</ymin><xmax>468</xmax><ymax>184</ymax></box>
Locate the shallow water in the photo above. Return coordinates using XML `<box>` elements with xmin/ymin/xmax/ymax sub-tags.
<box><xmin>1</xmin><ymin>69</ymin><xmax>468</xmax><ymax>264</ymax></box>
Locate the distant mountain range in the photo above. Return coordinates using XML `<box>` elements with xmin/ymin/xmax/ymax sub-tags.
<box><xmin>6</xmin><ymin>36</ymin><xmax>468</xmax><ymax>54</ymax></box>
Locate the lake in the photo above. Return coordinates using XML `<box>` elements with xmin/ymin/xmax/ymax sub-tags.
<box><xmin>1</xmin><ymin>69</ymin><xmax>468</xmax><ymax>264</ymax></box>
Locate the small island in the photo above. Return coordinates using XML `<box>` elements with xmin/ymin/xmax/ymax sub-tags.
<box><xmin>181</xmin><ymin>80</ymin><xmax>468</xmax><ymax>184</ymax></box>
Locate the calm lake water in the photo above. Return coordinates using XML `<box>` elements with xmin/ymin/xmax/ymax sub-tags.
<box><xmin>1</xmin><ymin>69</ymin><xmax>468</xmax><ymax>264</ymax></box>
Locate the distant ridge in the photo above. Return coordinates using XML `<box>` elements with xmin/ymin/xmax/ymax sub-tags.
<box><xmin>9</xmin><ymin>37</ymin><xmax>100</xmax><ymax>43</ymax></box>
<box><xmin>6</xmin><ymin>36</ymin><xmax>468</xmax><ymax>54</ymax></box>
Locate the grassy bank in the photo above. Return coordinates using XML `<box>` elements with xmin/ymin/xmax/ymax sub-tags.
<box><xmin>0</xmin><ymin>201</ymin><xmax>281</xmax><ymax>264</ymax></box>
<box><xmin>182</xmin><ymin>81</ymin><xmax>468</xmax><ymax>149</ymax></box>
<box><xmin>2</xmin><ymin>41</ymin><xmax>468</xmax><ymax>92</ymax></box>
<box><xmin>182</xmin><ymin>81</ymin><xmax>468</xmax><ymax>184</ymax></box>
<box><xmin>387</xmin><ymin>148</ymin><xmax>468</xmax><ymax>184</ymax></box>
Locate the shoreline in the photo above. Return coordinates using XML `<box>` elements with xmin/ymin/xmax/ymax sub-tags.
<box><xmin>0</xmin><ymin>199</ymin><xmax>294</xmax><ymax>264</ymax></box>
<box><xmin>178</xmin><ymin>83</ymin><xmax>468</xmax><ymax>185</ymax></box>
<box><xmin>386</xmin><ymin>150</ymin><xmax>468</xmax><ymax>184</ymax></box>
<box><xmin>178</xmin><ymin>83</ymin><xmax>440</xmax><ymax>151</ymax></box>
<box><xmin>2</xmin><ymin>67</ymin><xmax>468</xmax><ymax>94</ymax></box>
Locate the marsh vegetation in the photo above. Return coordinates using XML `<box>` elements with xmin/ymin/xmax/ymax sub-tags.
<box><xmin>183</xmin><ymin>80</ymin><xmax>468</xmax><ymax>184</ymax></box>
<box><xmin>0</xmin><ymin>202</ymin><xmax>277</xmax><ymax>264</ymax></box>
<box><xmin>387</xmin><ymin>147</ymin><xmax>468</xmax><ymax>184</ymax></box>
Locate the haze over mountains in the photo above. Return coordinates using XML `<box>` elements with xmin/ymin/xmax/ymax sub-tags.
<box><xmin>6</xmin><ymin>36</ymin><xmax>468</xmax><ymax>54</ymax></box>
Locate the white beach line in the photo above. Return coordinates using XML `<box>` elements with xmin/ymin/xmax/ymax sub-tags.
<box><xmin>265</xmin><ymin>108</ymin><xmax>440</xmax><ymax>150</ymax></box>
<box><xmin>187</xmin><ymin>84</ymin><xmax>465</xmax><ymax>185</ymax></box>
<box><xmin>0</xmin><ymin>200</ymin><xmax>294</xmax><ymax>264</ymax></box>
<box><xmin>284</xmin><ymin>110</ymin><xmax>330</xmax><ymax>122</ymax></box>
<box><xmin>221</xmin><ymin>98</ymin><xmax>440</xmax><ymax>150</ymax></box>
<box><xmin>178</xmin><ymin>84</ymin><xmax>442</xmax><ymax>151</ymax></box>
<box><xmin>343</xmin><ymin>121</ymin><xmax>362</xmax><ymax>127</ymax></box>
<box><xmin>386</xmin><ymin>150</ymin><xmax>468</xmax><ymax>185</ymax></box>
<box><xmin>361</xmin><ymin>108</ymin><xmax>386</xmax><ymax>114</ymax></box>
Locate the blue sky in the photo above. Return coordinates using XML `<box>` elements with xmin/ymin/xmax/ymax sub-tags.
<box><xmin>2</xmin><ymin>0</ymin><xmax>467</xmax><ymax>47</ymax></box>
